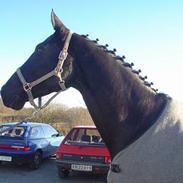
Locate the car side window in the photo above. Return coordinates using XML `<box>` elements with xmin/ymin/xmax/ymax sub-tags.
<box><xmin>43</xmin><ymin>125</ymin><xmax>58</xmax><ymax>138</ymax></box>
<box><xmin>48</xmin><ymin>125</ymin><xmax>58</xmax><ymax>136</ymax></box>
<box><xmin>29</xmin><ymin>126</ymin><xmax>45</xmax><ymax>139</ymax></box>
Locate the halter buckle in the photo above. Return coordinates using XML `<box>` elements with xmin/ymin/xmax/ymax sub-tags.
<box><xmin>23</xmin><ymin>83</ymin><xmax>32</xmax><ymax>92</ymax></box>
<box><xmin>59</xmin><ymin>80</ymin><xmax>66</xmax><ymax>90</ymax></box>
<box><xmin>58</xmin><ymin>50</ymin><xmax>68</xmax><ymax>61</ymax></box>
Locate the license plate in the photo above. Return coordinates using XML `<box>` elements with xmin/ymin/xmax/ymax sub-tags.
<box><xmin>71</xmin><ymin>164</ymin><xmax>92</xmax><ymax>172</ymax></box>
<box><xmin>0</xmin><ymin>155</ymin><xmax>12</xmax><ymax>162</ymax></box>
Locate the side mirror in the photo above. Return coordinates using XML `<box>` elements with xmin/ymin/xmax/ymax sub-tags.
<box><xmin>59</xmin><ymin>132</ymin><xmax>64</xmax><ymax>136</ymax></box>
<box><xmin>52</xmin><ymin>133</ymin><xmax>59</xmax><ymax>137</ymax></box>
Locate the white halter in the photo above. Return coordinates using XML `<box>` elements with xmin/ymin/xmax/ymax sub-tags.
<box><xmin>16</xmin><ymin>31</ymin><xmax>73</xmax><ymax>109</ymax></box>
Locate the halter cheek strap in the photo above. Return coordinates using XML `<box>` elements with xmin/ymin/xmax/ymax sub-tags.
<box><xmin>16</xmin><ymin>31</ymin><xmax>73</xmax><ymax>109</ymax></box>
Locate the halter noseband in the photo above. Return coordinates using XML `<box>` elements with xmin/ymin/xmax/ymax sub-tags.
<box><xmin>16</xmin><ymin>31</ymin><xmax>73</xmax><ymax>109</ymax></box>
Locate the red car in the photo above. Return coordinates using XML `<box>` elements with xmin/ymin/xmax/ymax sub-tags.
<box><xmin>56</xmin><ymin>126</ymin><xmax>111</xmax><ymax>178</ymax></box>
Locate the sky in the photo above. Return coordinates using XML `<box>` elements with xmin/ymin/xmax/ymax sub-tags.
<box><xmin>0</xmin><ymin>1</ymin><xmax>183</xmax><ymax>108</ymax></box>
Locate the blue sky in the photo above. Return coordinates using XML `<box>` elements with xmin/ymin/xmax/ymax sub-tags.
<box><xmin>0</xmin><ymin>1</ymin><xmax>183</xmax><ymax>107</ymax></box>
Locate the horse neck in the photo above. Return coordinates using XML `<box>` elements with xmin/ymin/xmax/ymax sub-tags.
<box><xmin>70</xmin><ymin>34</ymin><xmax>167</xmax><ymax>158</ymax></box>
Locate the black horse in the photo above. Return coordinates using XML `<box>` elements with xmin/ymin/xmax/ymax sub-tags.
<box><xmin>2</xmin><ymin>11</ymin><xmax>183</xmax><ymax>183</ymax></box>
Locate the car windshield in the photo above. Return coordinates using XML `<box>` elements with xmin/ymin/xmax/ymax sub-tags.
<box><xmin>64</xmin><ymin>128</ymin><xmax>105</xmax><ymax>146</ymax></box>
<box><xmin>0</xmin><ymin>125</ymin><xmax>26</xmax><ymax>138</ymax></box>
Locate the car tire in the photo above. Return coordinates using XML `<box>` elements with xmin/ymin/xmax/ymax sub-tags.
<box><xmin>102</xmin><ymin>174</ymin><xmax>108</xmax><ymax>183</ymax></box>
<box><xmin>29</xmin><ymin>151</ymin><xmax>42</xmax><ymax>170</ymax></box>
<box><xmin>58</xmin><ymin>167</ymin><xmax>69</xmax><ymax>178</ymax></box>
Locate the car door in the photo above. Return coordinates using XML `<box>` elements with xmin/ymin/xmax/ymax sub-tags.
<box><xmin>29</xmin><ymin>125</ymin><xmax>49</xmax><ymax>157</ymax></box>
<box><xmin>41</xmin><ymin>125</ymin><xmax>53</xmax><ymax>155</ymax></box>
<box><xmin>44</xmin><ymin>125</ymin><xmax>61</xmax><ymax>155</ymax></box>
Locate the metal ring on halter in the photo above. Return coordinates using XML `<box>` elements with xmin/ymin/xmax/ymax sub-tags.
<box><xmin>23</xmin><ymin>83</ymin><xmax>32</xmax><ymax>92</ymax></box>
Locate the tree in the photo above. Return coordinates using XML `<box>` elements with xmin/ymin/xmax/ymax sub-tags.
<box><xmin>0</xmin><ymin>97</ymin><xmax>93</xmax><ymax>133</ymax></box>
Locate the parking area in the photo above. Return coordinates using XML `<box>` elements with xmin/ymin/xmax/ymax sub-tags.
<box><xmin>0</xmin><ymin>157</ymin><xmax>107</xmax><ymax>183</ymax></box>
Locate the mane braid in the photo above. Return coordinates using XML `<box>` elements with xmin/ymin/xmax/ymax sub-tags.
<box><xmin>81</xmin><ymin>34</ymin><xmax>159</xmax><ymax>93</ymax></box>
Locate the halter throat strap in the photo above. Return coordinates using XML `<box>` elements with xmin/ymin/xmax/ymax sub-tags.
<box><xmin>16</xmin><ymin>31</ymin><xmax>73</xmax><ymax>109</ymax></box>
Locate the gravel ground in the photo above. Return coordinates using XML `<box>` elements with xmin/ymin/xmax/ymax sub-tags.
<box><xmin>0</xmin><ymin>157</ymin><xmax>107</xmax><ymax>183</ymax></box>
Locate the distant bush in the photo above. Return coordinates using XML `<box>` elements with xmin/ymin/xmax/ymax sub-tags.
<box><xmin>0</xmin><ymin>98</ymin><xmax>94</xmax><ymax>133</ymax></box>
<box><xmin>31</xmin><ymin>104</ymin><xmax>93</xmax><ymax>133</ymax></box>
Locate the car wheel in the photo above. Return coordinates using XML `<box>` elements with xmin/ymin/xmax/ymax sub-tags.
<box><xmin>102</xmin><ymin>174</ymin><xmax>108</xmax><ymax>183</ymax></box>
<box><xmin>58</xmin><ymin>167</ymin><xmax>69</xmax><ymax>178</ymax></box>
<box><xmin>29</xmin><ymin>151</ymin><xmax>42</xmax><ymax>170</ymax></box>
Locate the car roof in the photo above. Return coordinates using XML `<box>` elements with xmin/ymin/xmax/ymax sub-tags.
<box><xmin>1</xmin><ymin>122</ymin><xmax>49</xmax><ymax>127</ymax></box>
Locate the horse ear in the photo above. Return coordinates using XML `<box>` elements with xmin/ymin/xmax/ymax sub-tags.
<box><xmin>51</xmin><ymin>9</ymin><xmax>68</xmax><ymax>33</ymax></box>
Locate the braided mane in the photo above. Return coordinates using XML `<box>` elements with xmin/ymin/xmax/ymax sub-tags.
<box><xmin>81</xmin><ymin>34</ymin><xmax>158</xmax><ymax>93</ymax></box>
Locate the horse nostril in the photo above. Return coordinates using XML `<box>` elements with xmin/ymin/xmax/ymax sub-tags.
<box><xmin>0</xmin><ymin>87</ymin><xmax>8</xmax><ymax>106</ymax></box>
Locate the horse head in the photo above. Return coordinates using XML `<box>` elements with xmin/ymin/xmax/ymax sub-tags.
<box><xmin>1</xmin><ymin>11</ymin><xmax>76</xmax><ymax>110</ymax></box>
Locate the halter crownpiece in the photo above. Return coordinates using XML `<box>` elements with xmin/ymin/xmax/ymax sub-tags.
<box><xmin>16</xmin><ymin>31</ymin><xmax>73</xmax><ymax>109</ymax></box>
